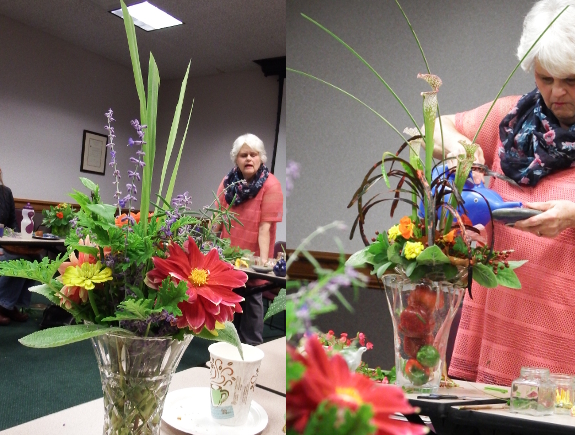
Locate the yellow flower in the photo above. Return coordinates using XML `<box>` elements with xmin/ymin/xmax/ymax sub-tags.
<box><xmin>62</xmin><ymin>261</ymin><xmax>113</xmax><ymax>290</ymax></box>
<box><xmin>404</xmin><ymin>241</ymin><xmax>424</xmax><ymax>260</ymax></box>
<box><xmin>388</xmin><ymin>225</ymin><xmax>401</xmax><ymax>242</ymax></box>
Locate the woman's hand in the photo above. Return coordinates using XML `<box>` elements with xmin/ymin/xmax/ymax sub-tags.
<box><xmin>429</xmin><ymin>115</ymin><xmax>486</xmax><ymax>185</ymax></box>
<box><xmin>513</xmin><ymin>201</ymin><xmax>575</xmax><ymax>238</ymax></box>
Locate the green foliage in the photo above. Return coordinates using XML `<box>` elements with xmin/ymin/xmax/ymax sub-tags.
<box><xmin>41</xmin><ymin>203</ymin><xmax>75</xmax><ymax>230</ymax></box>
<box><xmin>19</xmin><ymin>324</ymin><xmax>132</xmax><ymax>348</ymax></box>
<box><xmin>263</xmin><ymin>288</ymin><xmax>286</xmax><ymax>321</ymax></box>
<box><xmin>471</xmin><ymin>263</ymin><xmax>498</xmax><ymax>288</ymax></box>
<box><xmin>287</xmin><ymin>352</ymin><xmax>306</xmax><ymax>392</ymax></box>
<box><xmin>302</xmin><ymin>401</ymin><xmax>376</xmax><ymax>435</ymax></box>
<box><xmin>0</xmin><ymin>256</ymin><xmax>65</xmax><ymax>284</ymax></box>
<box><xmin>195</xmin><ymin>321</ymin><xmax>244</xmax><ymax>359</ymax></box>
<box><xmin>416</xmin><ymin>245</ymin><xmax>451</xmax><ymax>266</ymax></box>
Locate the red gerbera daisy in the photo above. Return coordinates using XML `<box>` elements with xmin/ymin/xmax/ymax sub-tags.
<box><xmin>288</xmin><ymin>336</ymin><xmax>427</xmax><ymax>435</ymax></box>
<box><xmin>145</xmin><ymin>237</ymin><xmax>247</xmax><ymax>334</ymax></box>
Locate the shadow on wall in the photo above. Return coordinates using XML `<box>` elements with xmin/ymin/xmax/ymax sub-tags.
<box><xmin>312</xmin><ymin>286</ymin><xmax>395</xmax><ymax>370</ymax></box>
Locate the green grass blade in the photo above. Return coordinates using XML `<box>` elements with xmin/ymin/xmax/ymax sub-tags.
<box><xmin>166</xmin><ymin>100</ymin><xmax>194</xmax><ymax>204</ymax></box>
<box><xmin>472</xmin><ymin>6</ymin><xmax>569</xmax><ymax>144</ymax></box>
<box><xmin>288</xmin><ymin>68</ymin><xmax>405</xmax><ymax>142</ymax></box>
<box><xmin>301</xmin><ymin>13</ymin><xmax>421</xmax><ymax>134</ymax></box>
<box><xmin>158</xmin><ymin>61</ymin><xmax>191</xmax><ymax>204</ymax></box>
<box><xmin>120</xmin><ymin>0</ymin><xmax>146</xmax><ymax>118</ymax></box>
<box><xmin>140</xmin><ymin>53</ymin><xmax>159</xmax><ymax>230</ymax></box>
<box><xmin>395</xmin><ymin>0</ymin><xmax>431</xmax><ymax>74</ymax></box>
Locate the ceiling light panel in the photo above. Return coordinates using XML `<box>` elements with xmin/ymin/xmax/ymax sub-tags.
<box><xmin>111</xmin><ymin>1</ymin><xmax>182</xmax><ymax>31</ymax></box>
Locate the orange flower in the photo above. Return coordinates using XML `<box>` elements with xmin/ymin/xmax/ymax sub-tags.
<box><xmin>443</xmin><ymin>229</ymin><xmax>457</xmax><ymax>243</ymax></box>
<box><xmin>56</xmin><ymin>212</ymin><xmax>64</xmax><ymax>219</ymax></box>
<box><xmin>398</xmin><ymin>216</ymin><xmax>414</xmax><ymax>239</ymax></box>
<box><xmin>115</xmin><ymin>212</ymin><xmax>155</xmax><ymax>227</ymax></box>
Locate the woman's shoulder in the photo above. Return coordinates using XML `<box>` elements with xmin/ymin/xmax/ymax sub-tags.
<box><xmin>0</xmin><ymin>185</ymin><xmax>13</xmax><ymax>197</ymax></box>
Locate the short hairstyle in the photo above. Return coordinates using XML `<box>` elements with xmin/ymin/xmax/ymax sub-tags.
<box><xmin>517</xmin><ymin>0</ymin><xmax>575</xmax><ymax>77</ymax></box>
<box><xmin>230</xmin><ymin>133</ymin><xmax>267</xmax><ymax>164</ymax></box>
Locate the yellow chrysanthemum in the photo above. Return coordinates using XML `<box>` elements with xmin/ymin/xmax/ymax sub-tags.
<box><xmin>388</xmin><ymin>225</ymin><xmax>401</xmax><ymax>242</ymax></box>
<box><xmin>404</xmin><ymin>241</ymin><xmax>425</xmax><ymax>260</ymax></box>
<box><xmin>61</xmin><ymin>261</ymin><xmax>113</xmax><ymax>290</ymax></box>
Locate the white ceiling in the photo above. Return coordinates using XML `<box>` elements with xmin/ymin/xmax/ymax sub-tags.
<box><xmin>0</xmin><ymin>0</ymin><xmax>286</xmax><ymax>80</ymax></box>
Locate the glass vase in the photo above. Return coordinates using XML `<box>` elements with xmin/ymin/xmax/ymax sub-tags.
<box><xmin>50</xmin><ymin>225</ymin><xmax>70</xmax><ymax>238</ymax></box>
<box><xmin>91</xmin><ymin>332</ymin><xmax>193</xmax><ymax>435</ymax></box>
<box><xmin>383</xmin><ymin>274</ymin><xmax>465</xmax><ymax>393</ymax></box>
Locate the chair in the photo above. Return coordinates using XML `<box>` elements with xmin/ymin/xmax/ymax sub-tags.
<box><xmin>262</xmin><ymin>241</ymin><xmax>286</xmax><ymax>332</ymax></box>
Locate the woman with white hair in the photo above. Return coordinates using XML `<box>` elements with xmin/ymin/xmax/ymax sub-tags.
<box><xmin>433</xmin><ymin>0</ymin><xmax>575</xmax><ymax>385</ymax></box>
<box><xmin>216</xmin><ymin>133</ymin><xmax>283</xmax><ymax>344</ymax></box>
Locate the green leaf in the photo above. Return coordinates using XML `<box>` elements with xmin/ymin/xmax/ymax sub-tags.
<box><xmin>120</xmin><ymin>0</ymin><xmax>146</xmax><ymax>117</ymax></box>
<box><xmin>303</xmin><ymin>401</ymin><xmax>376</xmax><ymax>435</ymax></box>
<box><xmin>416</xmin><ymin>245</ymin><xmax>450</xmax><ymax>266</ymax></box>
<box><xmin>195</xmin><ymin>321</ymin><xmax>244</xmax><ymax>359</ymax></box>
<box><xmin>472</xmin><ymin>263</ymin><xmax>498</xmax><ymax>288</ymax></box>
<box><xmin>507</xmin><ymin>260</ymin><xmax>528</xmax><ymax>270</ymax></box>
<box><xmin>263</xmin><ymin>289</ymin><xmax>286</xmax><ymax>321</ymax></box>
<box><xmin>80</xmin><ymin>177</ymin><xmax>98</xmax><ymax>192</ymax></box>
<box><xmin>85</xmin><ymin>204</ymin><xmax>116</xmax><ymax>223</ymax></box>
<box><xmin>159</xmin><ymin>61</ymin><xmax>191</xmax><ymax>204</ymax></box>
<box><xmin>155</xmin><ymin>279</ymin><xmax>188</xmax><ymax>317</ymax></box>
<box><xmin>101</xmin><ymin>298</ymin><xmax>155</xmax><ymax>322</ymax></box>
<box><xmin>376</xmin><ymin>261</ymin><xmax>393</xmax><ymax>278</ymax></box>
<box><xmin>140</xmin><ymin>53</ymin><xmax>160</xmax><ymax>231</ymax></box>
<box><xmin>442</xmin><ymin>263</ymin><xmax>460</xmax><ymax>280</ymax></box>
<box><xmin>19</xmin><ymin>325</ymin><xmax>132</xmax><ymax>348</ymax></box>
<box><xmin>287</xmin><ymin>353</ymin><xmax>305</xmax><ymax>391</ymax></box>
<box><xmin>452</xmin><ymin>236</ymin><xmax>468</xmax><ymax>256</ymax></box>
<box><xmin>29</xmin><ymin>284</ymin><xmax>61</xmax><ymax>305</ymax></box>
<box><xmin>404</xmin><ymin>260</ymin><xmax>418</xmax><ymax>277</ymax></box>
<box><xmin>409</xmin><ymin>265</ymin><xmax>429</xmax><ymax>281</ymax></box>
<box><xmin>387</xmin><ymin>243</ymin><xmax>406</xmax><ymax>266</ymax></box>
<box><xmin>165</xmin><ymin>100</ymin><xmax>194</xmax><ymax>206</ymax></box>
<box><xmin>346</xmin><ymin>247</ymin><xmax>374</xmax><ymax>267</ymax></box>
<box><xmin>495</xmin><ymin>267</ymin><xmax>522</xmax><ymax>289</ymax></box>
<box><xmin>69</xmin><ymin>190</ymin><xmax>92</xmax><ymax>210</ymax></box>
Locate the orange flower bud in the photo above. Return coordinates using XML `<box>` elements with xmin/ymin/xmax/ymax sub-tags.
<box><xmin>398</xmin><ymin>216</ymin><xmax>414</xmax><ymax>239</ymax></box>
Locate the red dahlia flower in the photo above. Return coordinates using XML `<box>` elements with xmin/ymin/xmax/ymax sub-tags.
<box><xmin>287</xmin><ymin>336</ymin><xmax>426</xmax><ymax>435</ymax></box>
<box><xmin>145</xmin><ymin>237</ymin><xmax>247</xmax><ymax>333</ymax></box>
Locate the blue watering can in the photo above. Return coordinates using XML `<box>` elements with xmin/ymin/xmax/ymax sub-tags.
<box><xmin>418</xmin><ymin>167</ymin><xmax>523</xmax><ymax>226</ymax></box>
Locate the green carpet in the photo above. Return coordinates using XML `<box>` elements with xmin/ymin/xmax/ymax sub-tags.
<box><xmin>0</xmin><ymin>295</ymin><xmax>285</xmax><ymax>431</ymax></box>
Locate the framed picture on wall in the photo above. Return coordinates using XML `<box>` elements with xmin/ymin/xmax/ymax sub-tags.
<box><xmin>80</xmin><ymin>130</ymin><xmax>108</xmax><ymax>175</ymax></box>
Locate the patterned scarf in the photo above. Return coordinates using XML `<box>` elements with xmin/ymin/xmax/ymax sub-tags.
<box><xmin>223</xmin><ymin>164</ymin><xmax>269</xmax><ymax>205</ymax></box>
<box><xmin>499</xmin><ymin>88</ymin><xmax>575</xmax><ymax>186</ymax></box>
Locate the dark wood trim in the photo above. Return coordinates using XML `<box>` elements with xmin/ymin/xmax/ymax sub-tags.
<box><xmin>14</xmin><ymin>198</ymin><xmax>71</xmax><ymax>213</ymax></box>
<box><xmin>286</xmin><ymin>249</ymin><xmax>382</xmax><ymax>289</ymax></box>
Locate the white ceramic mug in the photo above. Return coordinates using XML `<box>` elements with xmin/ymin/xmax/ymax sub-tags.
<box><xmin>208</xmin><ymin>342</ymin><xmax>265</xmax><ymax>426</ymax></box>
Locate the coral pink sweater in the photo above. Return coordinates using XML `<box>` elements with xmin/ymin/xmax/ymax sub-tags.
<box><xmin>449</xmin><ymin>95</ymin><xmax>575</xmax><ymax>386</ymax></box>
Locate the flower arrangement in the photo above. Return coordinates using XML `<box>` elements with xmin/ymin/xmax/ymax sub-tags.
<box><xmin>0</xmin><ymin>0</ymin><xmax>245</xmax><ymax>351</ymax></box>
<box><xmin>41</xmin><ymin>203</ymin><xmax>74</xmax><ymax>237</ymax></box>
<box><xmin>318</xmin><ymin>330</ymin><xmax>374</xmax><ymax>352</ymax></box>
<box><xmin>287</xmin><ymin>10</ymin><xmax>543</xmax><ymax>291</ymax></box>
<box><xmin>285</xmin><ymin>218</ymin><xmax>425</xmax><ymax>434</ymax></box>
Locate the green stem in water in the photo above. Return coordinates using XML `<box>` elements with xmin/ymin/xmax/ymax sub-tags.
<box><xmin>88</xmin><ymin>290</ymin><xmax>100</xmax><ymax>319</ymax></box>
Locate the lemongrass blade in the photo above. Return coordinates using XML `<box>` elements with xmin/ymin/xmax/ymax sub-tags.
<box><xmin>288</xmin><ymin>68</ymin><xmax>405</xmax><ymax>142</ymax></box>
<box><xmin>300</xmin><ymin>13</ymin><xmax>421</xmax><ymax>135</ymax></box>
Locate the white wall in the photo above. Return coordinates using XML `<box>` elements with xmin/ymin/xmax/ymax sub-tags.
<box><xmin>0</xmin><ymin>14</ymin><xmax>138</xmax><ymax>203</ymax></box>
<box><xmin>0</xmin><ymin>13</ymin><xmax>286</xmax><ymax>244</ymax></box>
<box><xmin>287</xmin><ymin>0</ymin><xmax>534</xmax><ymax>251</ymax></box>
